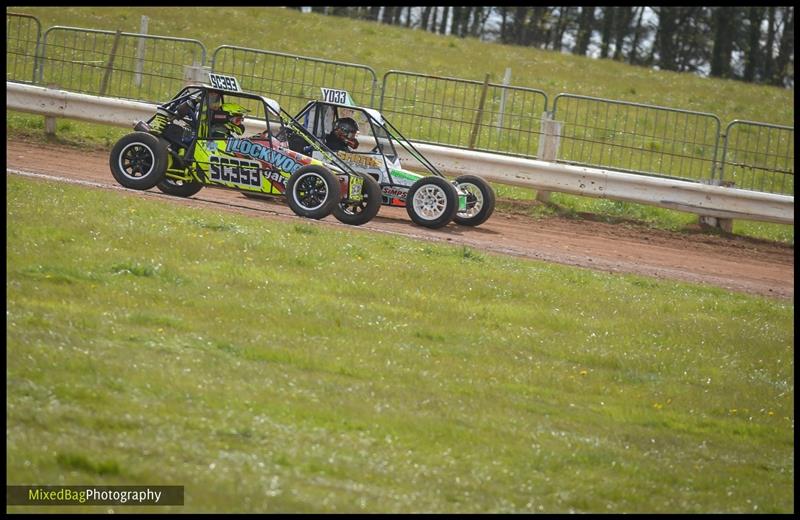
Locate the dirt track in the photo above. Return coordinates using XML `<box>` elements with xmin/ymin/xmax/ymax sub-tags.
<box><xmin>6</xmin><ymin>139</ymin><xmax>794</xmax><ymax>300</ymax></box>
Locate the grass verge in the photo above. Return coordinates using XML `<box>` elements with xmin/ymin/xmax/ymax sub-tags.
<box><xmin>7</xmin><ymin>175</ymin><xmax>794</xmax><ymax>513</ymax></box>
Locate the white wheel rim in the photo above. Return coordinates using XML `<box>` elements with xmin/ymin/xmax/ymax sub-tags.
<box><xmin>457</xmin><ymin>182</ymin><xmax>484</xmax><ymax>218</ymax></box>
<box><xmin>412</xmin><ymin>184</ymin><xmax>448</xmax><ymax>220</ymax></box>
<box><xmin>292</xmin><ymin>172</ymin><xmax>329</xmax><ymax>211</ymax></box>
<box><xmin>118</xmin><ymin>142</ymin><xmax>155</xmax><ymax>180</ymax></box>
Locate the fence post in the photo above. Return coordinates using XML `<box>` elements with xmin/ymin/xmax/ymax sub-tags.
<box><xmin>183</xmin><ymin>63</ymin><xmax>211</xmax><ymax>85</ymax></box>
<box><xmin>134</xmin><ymin>16</ymin><xmax>149</xmax><ymax>87</ymax></box>
<box><xmin>99</xmin><ymin>29</ymin><xmax>122</xmax><ymax>96</ymax></box>
<box><xmin>536</xmin><ymin>111</ymin><xmax>562</xmax><ymax>203</ymax></box>
<box><xmin>496</xmin><ymin>67</ymin><xmax>511</xmax><ymax>137</ymax></box>
<box><xmin>468</xmin><ymin>73</ymin><xmax>491</xmax><ymax>149</ymax></box>
<box><xmin>698</xmin><ymin>179</ymin><xmax>734</xmax><ymax>232</ymax></box>
<box><xmin>44</xmin><ymin>83</ymin><xmax>59</xmax><ymax>136</ymax></box>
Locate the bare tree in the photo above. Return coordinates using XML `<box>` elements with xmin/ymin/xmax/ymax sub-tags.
<box><xmin>439</xmin><ymin>6</ymin><xmax>450</xmax><ymax>34</ymax></box>
<box><xmin>764</xmin><ymin>6</ymin><xmax>777</xmax><ymax>80</ymax></box>
<box><xmin>510</xmin><ymin>7</ymin><xmax>528</xmax><ymax>44</ymax></box>
<box><xmin>654</xmin><ymin>6</ymin><xmax>679</xmax><ymax>71</ymax></box>
<box><xmin>673</xmin><ymin>7</ymin><xmax>710</xmax><ymax>73</ymax></box>
<box><xmin>527</xmin><ymin>6</ymin><xmax>547</xmax><ymax>47</ymax></box>
<box><xmin>367</xmin><ymin>7</ymin><xmax>380</xmax><ymax>22</ymax></box>
<box><xmin>499</xmin><ymin>7</ymin><xmax>509</xmax><ymax>43</ymax></box>
<box><xmin>710</xmin><ymin>7</ymin><xmax>735</xmax><ymax>78</ymax></box>
<box><xmin>772</xmin><ymin>6</ymin><xmax>794</xmax><ymax>86</ymax></box>
<box><xmin>744</xmin><ymin>7</ymin><xmax>764</xmax><ymax>82</ymax></box>
<box><xmin>600</xmin><ymin>7</ymin><xmax>615</xmax><ymax>59</ymax></box>
<box><xmin>470</xmin><ymin>6</ymin><xmax>491</xmax><ymax>39</ymax></box>
<box><xmin>612</xmin><ymin>7</ymin><xmax>634</xmax><ymax>61</ymax></box>
<box><xmin>429</xmin><ymin>6</ymin><xmax>440</xmax><ymax>32</ymax></box>
<box><xmin>573</xmin><ymin>6</ymin><xmax>595</xmax><ymax>56</ymax></box>
<box><xmin>628</xmin><ymin>7</ymin><xmax>648</xmax><ymax>65</ymax></box>
<box><xmin>421</xmin><ymin>6</ymin><xmax>434</xmax><ymax>31</ymax></box>
<box><xmin>551</xmin><ymin>6</ymin><xmax>573</xmax><ymax>51</ymax></box>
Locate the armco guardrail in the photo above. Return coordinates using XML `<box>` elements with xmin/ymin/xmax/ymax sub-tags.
<box><xmin>411</xmin><ymin>142</ymin><xmax>792</xmax><ymax>224</ymax></box>
<box><xmin>6</xmin><ymin>82</ymin><xmax>793</xmax><ymax>225</ymax></box>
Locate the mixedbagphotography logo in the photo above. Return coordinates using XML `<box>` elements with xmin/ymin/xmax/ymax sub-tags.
<box><xmin>7</xmin><ymin>486</ymin><xmax>184</xmax><ymax>506</ymax></box>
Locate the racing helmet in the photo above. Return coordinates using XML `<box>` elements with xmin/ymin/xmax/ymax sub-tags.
<box><xmin>334</xmin><ymin>117</ymin><xmax>359</xmax><ymax>139</ymax></box>
<box><xmin>220</xmin><ymin>102</ymin><xmax>249</xmax><ymax>136</ymax></box>
<box><xmin>207</xmin><ymin>90</ymin><xmax>223</xmax><ymax>111</ymax></box>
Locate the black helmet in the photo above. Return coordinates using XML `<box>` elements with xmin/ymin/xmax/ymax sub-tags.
<box><xmin>334</xmin><ymin>117</ymin><xmax>358</xmax><ymax>137</ymax></box>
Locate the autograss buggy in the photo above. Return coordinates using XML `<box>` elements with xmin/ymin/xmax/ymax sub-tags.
<box><xmin>109</xmin><ymin>73</ymin><xmax>380</xmax><ymax>221</ymax></box>
<box><xmin>285</xmin><ymin>88</ymin><xmax>496</xmax><ymax>228</ymax></box>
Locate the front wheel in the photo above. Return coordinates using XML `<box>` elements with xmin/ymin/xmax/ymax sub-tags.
<box><xmin>109</xmin><ymin>132</ymin><xmax>168</xmax><ymax>190</ymax></box>
<box><xmin>453</xmin><ymin>175</ymin><xmax>496</xmax><ymax>226</ymax></box>
<box><xmin>405</xmin><ymin>176</ymin><xmax>458</xmax><ymax>229</ymax></box>
<box><xmin>285</xmin><ymin>165</ymin><xmax>340</xmax><ymax>219</ymax></box>
<box><xmin>333</xmin><ymin>174</ymin><xmax>382</xmax><ymax>226</ymax></box>
<box><xmin>156</xmin><ymin>177</ymin><xmax>203</xmax><ymax>197</ymax></box>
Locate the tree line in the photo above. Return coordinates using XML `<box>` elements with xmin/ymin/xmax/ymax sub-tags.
<box><xmin>292</xmin><ymin>6</ymin><xmax>794</xmax><ymax>88</ymax></box>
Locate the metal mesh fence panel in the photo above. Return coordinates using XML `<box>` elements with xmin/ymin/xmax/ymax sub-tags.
<box><xmin>721</xmin><ymin>121</ymin><xmax>794</xmax><ymax>195</ymax></box>
<box><xmin>553</xmin><ymin>94</ymin><xmax>722</xmax><ymax>183</ymax></box>
<box><xmin>211</xmin><ymin>46</ymin><xmax>379</xmax><ymax>115</ymax></box>
<box><xmin>38</xmin><ymin>26</ymin><xmax>206</xmax><ymax>102</ymax></box>
<box><xmin>380</xmin><ymin>71</ymin><xmax>549</xmax><ymax>158</ymax></box>
<box><xmin>6</xmin><ymin>13</ymin><xmax>41</xmax><ymax>83</ymax></box>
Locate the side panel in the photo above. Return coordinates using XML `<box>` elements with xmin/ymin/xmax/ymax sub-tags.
<box><xmin>192</xmin><ymin>137</ymin><xmax>316</xmax><ymax>194</ymax></box>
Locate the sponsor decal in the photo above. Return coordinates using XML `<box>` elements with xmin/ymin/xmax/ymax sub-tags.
<box><xmin>389</xmin><ymin>168</ymin><xmax>422</xmax><ymax>183</ymax></box>
<box><xmin>381</xmin><ymin>185</ymin><xmax>408</xmax><ymax>200</ymax></box>
<box><xmin>458</xmin><ymin>194</ymin><xmax>467</xmax><ymax>211</ymax></box>
<box><xmin>348</xmin><ymin>176</ymin><xmax>364</xmax><ymax>201</ymax></box>
<box><xmin>207</xmin><ymin>73</ymin><xmax>240</xmax><ymax>92</ymax></box>
<box><xmin>337</xmin><ymin>151</ymin><xmax>382</xmax><ymax>169</ymax></box>
<box><xmin>209</xmin><ymin>156</ymin><xmax>262</xmax><ymax>188</ymax></box>
<box><xmin>226</xmin><ymin>138</ymin><xmax>304</xmax><ymax>174</ymax></box>
<box><xmin>321</xmin><ymin>88</ymin><xmax>351</xmax><ymax>105</ymax></box>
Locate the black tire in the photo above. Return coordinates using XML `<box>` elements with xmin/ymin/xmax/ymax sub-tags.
<box><xmin>405</xmin><ymin>176</ymin><xmax>459</xmax><ymax>229</ymax></box>
<box><xmin>285</xmin><ymin>165</ymin><xmax>340</xmax><ymax>219</ymax></box>
<box><xmin>453</xmin><ymin>175</ymin><xmax>496</xmax><ymax>227</ymax></box>
<box><xmin>109</xmin><ymin>132</ymin><xmax>168</xmax><ymax>190</ymax></box>
<box><xmin>156</xmin><ymin>177</ymin><xmax>203</xmax><ymax>197</ymax></box>
<box><xmin>333</xmin><ymin>174</ymin><xmax>382</xmax><ymax>226</ymax></box>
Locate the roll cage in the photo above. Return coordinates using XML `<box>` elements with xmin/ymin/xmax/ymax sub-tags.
<box><xmin>145</xmin><ymin>84</ymin><xmax>361</xmax><ymax>179</ymax></box>
<box><xmin>293</xmin><ymin>100</ymin><xmax>447</xmax><ymax>185</ymax></box>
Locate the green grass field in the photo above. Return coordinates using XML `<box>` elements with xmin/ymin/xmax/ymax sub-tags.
<box><xmin>6</xmin><ymin>175</ymin><xmax>794</xmax><ymax>513</ymax></box>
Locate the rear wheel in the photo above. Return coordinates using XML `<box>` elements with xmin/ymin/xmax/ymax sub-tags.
<box><xmin>286</xmin><ymin>165</ymin><xmax>340</xmax><ymax>219</ymax></box>
<box><xmin>333</xmin><ymin>174</ymin><xmax>382</xmax><ymax>226</ymax></box>
<box><xmin>109</xmin><ymin>132</ymin><xmax>168</xmax><ymax>190</ymax></box>
<box><xmin>405</xmin><ymin>176</ymin><xmax>458</xmax><ymax>229</ymax></box>
<box><xmin>453</xmin><ymin>175</ymin><xmax>496</xmax><ymax>226</ymax></box>
<box><xmin>156</xmin><ymin>177</ymin><xmax>203</xmax><ymax>197</ymax></box>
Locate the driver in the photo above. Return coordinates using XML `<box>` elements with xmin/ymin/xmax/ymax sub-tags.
<box><xmin>325</xmin><ymin>117</ymin><xmax>359</xmax><ymax>152</ymax></box>
<box><xmin>209</xmin><ymin>100</ymin><xmax>248</xmax><ymax>138</ymax></box>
